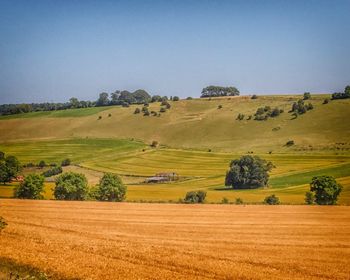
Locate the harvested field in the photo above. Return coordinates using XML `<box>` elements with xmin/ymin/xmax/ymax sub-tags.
<box><xmin>0</xmin><ymin>200</ymin><xmax>349</xmax><ymax>279</ymax></box>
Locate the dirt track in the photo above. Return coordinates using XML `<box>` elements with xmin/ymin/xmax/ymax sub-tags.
<box><xmin>0</xmin><ymin>200</ymin><xmax>349</xmax><ymax>279</ymax></box>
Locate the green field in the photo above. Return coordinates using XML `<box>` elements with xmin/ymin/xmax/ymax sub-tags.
<box><xmin>0</xmin><ymin>95</ymin><xmax>349</xmax><ymax>204</ymax></box>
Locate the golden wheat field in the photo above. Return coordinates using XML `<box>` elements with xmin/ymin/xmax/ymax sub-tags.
<box><xmin>0</xmin><ymin>199</ymin><xmax>349</xmax><ymax>280</ymax></box>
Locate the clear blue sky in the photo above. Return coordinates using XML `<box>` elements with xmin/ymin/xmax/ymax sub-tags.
<box><xmin>0</xmin><ymin>0</ymin><xmax>349</xmax><ymax>103</ymax></box>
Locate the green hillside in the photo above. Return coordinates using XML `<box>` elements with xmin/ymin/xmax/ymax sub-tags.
<box><xmin>0</xmin><ymin>94</ymin><xmax>349</xmax><ymax>204</ymax></box>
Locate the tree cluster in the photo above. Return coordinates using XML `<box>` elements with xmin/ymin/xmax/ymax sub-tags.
<box><xmin>254</xmin><ymin>106</ymin><xmax>284</xmax><ymax>121</ymax></box>
<box><xmin>42</xmin><ymin>166</ymin><xmax>63</xmax><ymax>177</ymax></box>
<box><xmin>290</xmin><ymin>99</ymin><xmax>313</xmax><ymax>115</ymax></box>
<box><xmin>184</xmin><ymin>191</ymin><xmax>206</xmax><ymax>203</ymax></box>
<box><xmin>331</xmin><ymin>85</ymin><xmax>350</xmax><ymax>100</ymax></box>
<box><xmin>201</xmin><ymin>86</ymin><xmax>240</xmax><ymax>98</ymax></box>
<box><xmin>0</xmin><ymin>153</ymin><xmax>21</xmax><ymax>184</ymax></box>
<box><xmin>225</xmin><ymin>155</ymin><xmax>274</xmax><ymax>189</ymax></box>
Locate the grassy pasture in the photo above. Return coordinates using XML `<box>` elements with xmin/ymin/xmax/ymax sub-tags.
<box><xmin>0</xmin><ymin>138</ymin><xmax>349</xmax><ymax>204</ymax></box>
<box><xmin>0</xmin><ymin>200</ymin><xmax>349</xmax><ymax>279</ymax></box>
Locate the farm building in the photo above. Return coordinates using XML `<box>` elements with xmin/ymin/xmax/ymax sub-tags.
<box><xmin>145</xmin><ymin>172</ymin><xmax>179</xmax><ymax>183</ymax></box>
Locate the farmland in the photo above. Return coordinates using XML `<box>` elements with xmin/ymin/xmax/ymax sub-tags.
<box><xmin>0</xmin><ymin>200</ymin><xmax>349</xmax><ymax>279</ymax></box>
<box><xmin>0</xmin><ymin>95</ymin><xmax>350</xmax><ymax>204</ymax></box>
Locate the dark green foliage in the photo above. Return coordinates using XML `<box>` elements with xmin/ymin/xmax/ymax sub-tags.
<box><xmin>0</xmin><ymin>216</ymin><xmax>7</xmax><ymax>231</ymax></box>
<box><xmin>54</xmin><ymin>172</ymin><xmax>88</xmax><ymax>200</ymax></box>
<box><xmin>201</xmin><ymin>86</ymin><xmax>240</xmax><ymax>98</ymax></box>
<box><xmin>143</xmin><ymin>110</ymin><xmax>150</xmax><ymax>116</ymax></box>
<box><xmin>225</xmin><ymin>155</ymin><xmax>274</xmax><ymax>189</ymax></box>
<box><xmin>254</xmin><ymin>106</ymin><xmax>283</xmax><ymax>120</ymax></box>
<box><xmin>236</xmin><ymin>113</ymin><xmax>245</xmax><ymax>120</ymax></box>
<box><xmin>15</xmin><ymin>174</ymin><xmax>45</xmax><ymax>199</ymax></box>
<box><xmin>186</xmin><ymin>97</ymin><xmax>193</xmax><ymax>100</ymax></box>
<box><xmin>61</xmin><ymin>158</ymin><xmax>71</xmax><ymax>166</ymax></box>
<box><xmin>0</xmin><ymin>151</ymin><xmax>4</xmax><ymax>160</ymax></box>
<box><xmin>235</xmin><ymin>197</ymin><xmax>244</xmax><ymax>205</ymax></box>
<box><xmin>142</xmin><ymin>106</ymin><xmax>150</xmax><ymax>116</ymax></box>
<box><xmin>160</xmin><ymin>107</ymin><xmax>166</xmax><ymax>113</ymax></box>
<box><xmin>184</xmin><ymin>190</ymin><xmax>206</xmax><ymax>203</ymax></box>
<box><xmin>264</xmin><ymin>194</ymin><xmax>280</xmax><ymax>205</ymax></box>
<box><xmin>151</xmin><ymin>95</ymin><xmax>162</xmax><ymax>102</ymax></box>
<box><xmin>331</xmin><ymin>85</ymin><xmax>350</xmax><ymax>100</ymax></box>
<box><xmin>309</xmin><ymin>176</ymin><xmax>342</xmax><ymax>205</ymax></box>
<box><xmin>42</xmin><ymin>166</ymin><xmax>62</xmax><ymax>177</ymax></box>
<box><xmin>286</xmin><ymin>140</ymin><xmax>295</xmax><ymax>146</ymax></box>
<box><xmin>134</xmin><ymin>108</ymin><xmax>141</xmax><ymax>114</ymax></box>
<box><xmin>290</xmin><ymin>99</ymin><xmax>313</xmax><ymax>115</ymax></box>
<box><xmin>0</xmin><ymin>155</ymin><xmax>21</xmax><ymax>184</ymax></box>
<box><xmin>251</xmin><ymin>94</ymin><xmax>258</xmax><ymax>99</ymax></box>
<box><xmin>96</xmin><ymin>92</ymin><xmax>110</xmax><ymax>106</ymax></box>
<box><xmin>97</xmin><ymin>173</ymin><xmax>126</xmax><ymax>202</ymax></box>
<box><xmin>173</xmin><ymin>96</ymin><xmax>180</xmax><ymax>101</ymax></box>
<box><xmin>303</xmin><ymin>92</ymin><xmax>311</xmax><ymax>100</ymax></box>
<box><xmin>38</xmin><ymin>160</ymin><xmax>46</xmax><ymax>168</ymax></box>
<box><xmin>305</xmin><ymin>191</ymin><xmax>315</xmax><ymax>205</ymax></box>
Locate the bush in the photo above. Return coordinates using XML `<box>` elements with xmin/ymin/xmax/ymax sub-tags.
<box><xmin>143</xmin><ymin>110</ymin><xmax>150</xmax><ymax>116</ymax></box>
<box><xmin>160</xmin><ymin>107</ymin><xmax>166</xmax><ymax>113</ymax></box>
<box><xmin>218</xmin><ymin>105</ymin><xmax>223</xmax><ymax>109</ymax></box>
<box><xmin>236</xmin><ymin>113</ymin><xmax>245</xmax><ymax>120</ymax></box>
<box><xmin>286</xmin><ymin>140</ymin><xmax>295</xmax><ymax>147</ymax></box>
<box><xmin>225</xmin><ymin>155</ymin><xmax>274</xmax><ymax>189</ymax></box>
<box><xmin>323</xmin><ymin>98</ymin><xmax>330</xmax><ymax>104</ymax></box>
<box><xmin>186</xmin><ymin>97</ymin><xmax>193</xmax><ymax>100</ymax></box>
<box><xmin>235</xmin><ymin>197</ymin><xmax>244</xmax><ymax>205</ymax></box>
<box><xmin>303</xmin><ymin>92</ymin><xmax>311</xmax><ymax>100</ymax></box>
<box><xmin>290</xmin><ymin>99</ymin><xmax>313</xmax><ymax>115</ymax></box>
<box><xmin>173</xmin><ymin>96</ymin><xmax>180</xmax><ymax>101</ymax></box>
<box><xmin>305</xmin><ymin>191</ymin><xmax>315</xmax><ymax>205</ymax></box>
<box><xmin>184</xmin><ymin>191</ymin><xmax>206</xmax><ymax>203</ymax></box>
<box><xmin>98</xmin><ymin>115</ymin><xmax>102</xmax><ymax>120</ymax></box>
<box><xmin>221</xmin><ymin>197</ymin><xmax>229</xmax><ymax>204</ymax></box>
<box><xmin>38</xmin><ymin>160</ymin><xmax>46</xmax><ymax>168</ymax></box>
<box><xmin>15</xmin><ymin>174</ymin><xmax>45</xmax><ymax>199</ymax></box>
<box><xmin>108</xmin><ymin>113</ymin><xmax>112</xmax><ymax>117</ymax></box>
<box><xmin>97</xmin><ymin>173</ymin><xmax>126</xmax><ymax>202</ymax></box>
<box><xmin>201</xmin><ymin>86</ymin><xmax>240</xmax><ymax>98</ymax></box>
<box><xmin>251</xmin><ymin>94</ymin><xmax>258</xmax><ymax>99</ymax></box>
<box><xmin>264</xmin><ymin>194</ymin><xmax>280</xmax><ymax>205</ymax></box>
<box><xmin>42</xmin><ymin>166</ymin><xmax>62</xmax><ymax>177</ymax></box>
<box><xmin>0</xmin><ymin>216</ymin><xmax>7</xmax><ymax>231</ymax></box>
<box><xmin>331</xmin><ymin>85</ymin><xmax>350</xmax><ymax>100</ymax></box>
<box><xmin>150</xmin><ymin>141</ymin><xmax>158</xmax><ymax>148</ymax></box>
<box><xmin>61</xmin><ymin>158</ymin><xmax>71</xmax><ymax>166</ymax></box>
<box><xmin>134</xmin><ymin>108</ymin><xmax>141</xmax><ymax>114</ymax></box>
<box><xmin>54</xmin><ymin>172</ymin><xmax>88</xmax><ymax>200</ymax></box>
<box><xmin>309</xmin><ymin>176</ymin><xmax>342</xmax><ymax>205</ymax></box>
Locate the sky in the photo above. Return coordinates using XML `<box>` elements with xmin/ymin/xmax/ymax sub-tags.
<box><xmin>0</xmin><ymin>0</ymin><xmax>349</xmax><ymax>104</ymax></box>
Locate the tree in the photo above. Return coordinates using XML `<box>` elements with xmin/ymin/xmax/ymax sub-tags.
<box><xmin>0</xmin><ymin>161</ymin><xmax>10</xmax><ymax>184</ymax></box>
<box><xmin>331</xmin><ymin>85</ymin><xmax>350</xmax><ymax>100</ymax></box>
<box><xmin>151</xmin><ymin>95</ymin><xmax>162</xmax><ymax>102</ymax></box>
<box><xmin>0</xmin><ymin>156</ymin><xmax>21</xmax><ymax>183</ymax></box>
<box><xmin>150</xmin><ymin>141</ymin><xmax>158</xmax><ymax>148</ymax></box>
<box><xmin>42</xmin><ymin>166</ymin><xmax>62</xmax><ymax>177</ymax></box>
<box><xmin>173</xmin><ymin>96</ymin><xmax>180</xmax><ymax>101</ymax></box>
<box><xmin>251</xmin><ymin>94</ymin><xmax>258</xmax><ymax>99</ymax></box>
<box><xmin>184</xmin><ymin>191</ymin><xmax>206</xmax><ymax>203</ymax></box>
<box><xmin>15</xmin><ymin>174</ymin><xmax>44</xmax><ymax>199</ymax></box>
<box><xmin>133</xmin><ymin>89</ymin><xmax>151</xmax><ymax>104</ymax></box>
<box><xmin>69</xmin><ymin>97</ymin><xmax>80</xmax><ymax>108</ymax></box>
<box><xmin>134</xmin><ymin>108</ymin><xmax>141</xmax><ymax>114</ymax></box>
<box><xmin>323</xmin><ymin>98</ymin><xmax>330</xmax><ymax>104</ymax></box>
<box><xmin>201</xmin><ymin>86</ymin><xmax>240</xmax><ymax>98</ymax></box>
<box><xmin>54</xmin><ymin>172</ymin><xmax>88</xmax><ymax>200</ymax></box>
<box><xmin>264</xmin><ymin>194</ymin><xmax>280</xmax><ymax>205</ymax></box>
<box><xmin>225</xmin><ymin>155</ymin><xmax>274</xmax><ymax>189</ymax></box>
<box><xmin>61</xmin><ymin>158</ymin><xmax>71</xmax><ymax>166</ymax></box>
<box><xmin>309</xmin><ymin>176</ymin><xmax>342</xmax><ymax>205</ymax></box>
<box><xmin>97</xmin><ymin>173</ymin><xmax>126</xmax><ymax>202</ymax></box>
<box><xmin>96</xmin><ymin>92</ymin><xmax>110</xmax><ymax>106</ymax></box>
<box><xmin>303</xmin><ymin>92</ymin><xmax>311</xmax><ymax>100</ymax></box>
<box><xmin>305</xmin><ymin>191</ymin><xmax>315</xmax><ymax>205</ymax></box>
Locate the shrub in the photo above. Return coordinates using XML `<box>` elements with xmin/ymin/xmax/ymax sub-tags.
<box><xmin>173</xmin><ymin>96</ymin><xmax>180</xmax><ymax>101</ymax></box>
<box><xmin>134</xmin><ymin>108</ymin><xmax>141</xmax><ymax>114</ymax></box>
<box><xmin>286</xmin><ymin>140</ymin><xmax>295</xmax><ymax>147</ymax></box>
<box><xmin>108</xmin><ymin>113</ymin><xmax>112</xmax><ymax>117</ymax></box>
<box><xmin>221</xmin><ymin>197</ymin><xmax>229</xmax><ymax>204</ymax></box>
<box><xmin>201</xmin><ymin>86</ymin><xmax>240</xmax><ymax>98</ymax></box>
<box><xmin>143</xmin><ymin>110</ymin><xmax>150</xmax><ymax>116</ymax></box>
<box><xmin>160</xmin><ymin>107</ymin><xmax>166</xmax><ymax>113</ymax></box>
<box><xmin>225</xmin><ymin>155</ymin><xmax>274</xmax><ymax>189</ymax></box>
<box><xmin>38</xmin><ymin>160</ymin><xmax>46</xmax><ymax>168</ymax></box>
<box><xmin>15</xmin><ymin>174</ymin><xmax>45</xmax><ymax>199</ymax></box>
<box><xmin>303</xmin><ymin>92</ymin><xmax>311</xmax><ymax>100</ymax></box>
<box><xmin>97</xmin><ymin>173</ymin><xmax>126</xmax><ymax>202</ymax></box>
<box><xmin>247</xmin><ymin>115</ymin><xmax>252</xmax><ymax>120</ymax></box>
<box><xmin>235</xmin><ymin>197</ymin><xmax>244</xmax><ymax>205</ymax></box>
<box><xmin>42</xmin><ymin>166</ymin><xmax>62</xmax><ymax>177</ymax></box>
<box><xmin>54</xmin><ymin>172</ymin><xmax>88</xmax><ymax>200</ymax></box>
<box><xmin>218</xmin><ymin>105</ymin><xmax>223</xmax><ymax>109</ymax></box>
<box><xmin>251</xmin><ymin>94</ymin><xmax>258</xmax><ymax>99</ymax></box>
<box><xmin>309</xmin><ymin>176</ymin><xmax>342</xmax><ymax>205</ymax></box>
<box><xmin>150</xmin><ymin>141</ymin><xmax>158</xmax><ymax>148</ymax></box>
<box><xmin>290</xmin><ymin>99</ymin><xmax>313</xmax><ymax>115</ymax></box>
<box><xmin>186</xmin><ymin>97</ymin><xmax>193</xmax><ymax>100</ymax></box>
<box><xmin>236</xmin><ymin>113</ymin><xmax>245</xmax><ymax>120</ymax></box>
<box><xmin>0</xmin><ymin>217</ymin><xmax>7</xmax><ymax>231</ymax></box>
<box><xmin>0</xmin><ymin>151</ymin><xmax>4</xmax><ymax>160</ymax></box>
<box><xmin>98</xmin><ymin>116</ymin><xmax>102</xmax><ymax>120</ymax></box>
<box><xmin>305</xmin><ymin>191</ymin><xmax>315</xmax><ymax>205</ymax></box>
<box><xmin>264</xmin><ymin>194</ymin><xmax>280</xmax><ymax>205</ymax></box>
<box><xmin>61</xmin><ymin>158</ymin><xmax>71</xmax><ymax>166</ymax></box>
<box><xmin>331</xmin><ymin>85</ymin><xmax>350</xmax><ymax>100</ymax></box>
<box><xmin>323</xmin><ymin>98</ymin><xmax>330</xmax><ymax>104</ymax></box>
<box><xmin>184</xmin><ymin>191</ymin><xmax>207</xmax><ymax>203</ymax></box>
